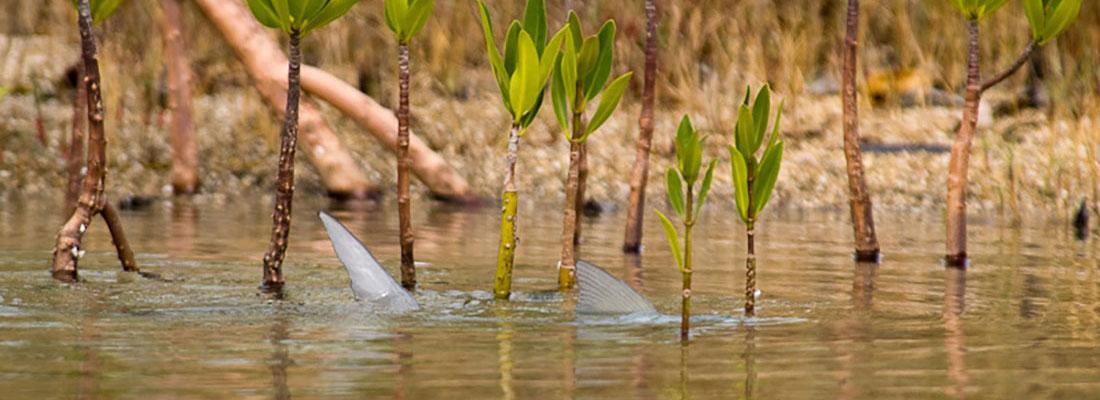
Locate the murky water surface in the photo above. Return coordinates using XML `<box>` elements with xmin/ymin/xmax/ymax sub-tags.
<box><xmin>0</xmin><ymin>196</ymin><xmax>1098</xmax><ymax>399</ymax></box>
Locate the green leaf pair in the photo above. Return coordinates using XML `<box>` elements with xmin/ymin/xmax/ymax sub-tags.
<box><xmin>1023</xmin><ymin>0</ymin><xmax>1082</xmax><ymax>44</ymax></box>
<box><xmin>247</xmin><ymin>0</ymin><xmax>360</xmax><ymax>36</ymax></box>
<box><xmin>383</xmin><ymin>0</ymin><xmax>434</xmax><ymax>44</ymax></box>
<box><xmin>72</xmin><ymin>0</ymin><xmax>125</xmax><ymax>24</ymax></box>
<box><xmin>656</xmin><ymin>116</ymin><xmax>716</xmax><ymax>274</ymax></box>
<box><xmin>729</xmin><ymin>85</ymin><xmax>784</xmax><ymax>224</ymax></box>
<box><xmin>477</xmin><ymin>0</ymin><xmax>564</xmax><ymax>129</ymax></box>
<box><xmin>550</xmin><ymin>12</ymin><xmax>633</xmax><ymax>142</ymax></box>
<box><xmin>948</xmin><ymin>0</ymin><xmax>1010</xmax><ymax>20</ymax></box>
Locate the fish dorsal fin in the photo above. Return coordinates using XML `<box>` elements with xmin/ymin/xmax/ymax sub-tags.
<box><xmin>318</xmin><ymin>212</ymin><xmax>419</xmax><ymax>313</ymax></box>
<box><xmin>576</xmin><ymin>260</ymin><xmax>658</xmax><ymax>315</ymax></box>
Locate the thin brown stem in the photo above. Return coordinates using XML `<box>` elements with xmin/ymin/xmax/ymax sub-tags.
<box><xmin>623</xmin><ymin>0</ymin><xmax>658</xmax><ymax>254</ymax></box>
<box><xmin>397</xmin><ymin>43</ymin><xmax>416</xmax><ymax>290</ymax></box>
<box><xmin>745</xmin><ymin>164</ymin><xmax>757</xmax><ymax>316</ymax></box>
<box><xmin>681</xmin><ymin>184</ymin><xmax>694</xmax><ymax>340</ymax></box>
<box><xmin>559</xmin><ymin>139</ymin><xmax>582</xmax><ymax>290</ymax></box>
<box><xmin>101</xmin><ymin>203</ymin><xmax>138</xmax><ymax>272</ymax></box>
<box><xmin>945</xmin><ymin>20</ymin><xmax>982</xmax><ymax>267</ymax></box>
<box><xmin>981</xmin><ymin>41</ymin><xmax>1038</xmax><ymax>93</ymax></box>
<box><xmin>261</xmin><ymin>30</ymin><xmax>302</xmax><ymax>291</ymax></box>
<box><xmin>64</xmin><ymin>59</ymin><xmax>87</xmax><ymax>216</ymax></box>
<box><xmin>573</xmin><ymin>142</ymin><xmax>588</xmax><ymax>245</ymax></box>
<box><xmin>53</xmin><ymin>0</ymin><xmax>136</xmax><ymax>280</ymax></box>
<box><xmin>842</xmin><ymin>0</ymin><xmax>880</xmax><ymax>262</ymax></box>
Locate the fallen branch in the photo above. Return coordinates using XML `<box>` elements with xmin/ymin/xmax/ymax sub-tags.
<box><xmin>193</xmin><ymin>0</ymin><xmax>379</xmax><ymax>199</ymax></box>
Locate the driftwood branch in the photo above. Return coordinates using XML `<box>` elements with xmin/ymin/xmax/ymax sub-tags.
<box><xmin>193</xmin><ymin>0</ymin><xmax>379</xmax><ymax>199</ymax></box>
<box><xmin>300</xmin><ymin>66</ymin><xmax>476</xmax><ymax>202</ymax></box>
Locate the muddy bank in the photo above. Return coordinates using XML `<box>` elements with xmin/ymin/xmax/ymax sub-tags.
<box><xmin>2</xmin><ymin>80</ymin><xmax>1096</xmax><ymax>219</ymax></box>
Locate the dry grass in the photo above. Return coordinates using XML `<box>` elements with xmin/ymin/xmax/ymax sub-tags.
<box><xmin>0</xmin><ymin>0</ymin><xmax>1098</xmax><ymax>218</ymax></box>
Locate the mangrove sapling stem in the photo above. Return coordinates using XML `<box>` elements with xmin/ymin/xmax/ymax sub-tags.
<box><xmin>65</xmin><ymin>60</ymin><xmax>87</xmax><ymax>216</ymax></box>
<box><xmin>574</xmin><ymin>142</ymin><xmax>587</xmax><ymax>245</ymax></box>
<box><xmin>494</xmin><ymin>124</ymin><xmax>522</xmax><ymax>299</ymax></box>
<box><xmin>53</xmin><ymin>0</ymin><xmax>138</xmax><ymax>281</ymax></box>
<box><xmin>681</xmin><ymin>186</ymin><xmax>694</xmax><ymax>340</ymax></box>
<box><xmin>841</xmin><ymin>0</ymin><xmax>880</xmax><ymax>263</ymax></box>
<box><xmin>397</xmin><ymin>43</ymin><xmax>416</xmax><ymax>290</ymax></box>
<box><xmin>101</xmin><ymin>203</ymin><xmax>138</xmax><ymax>273</ymax></box>
<box><xmin>559</xmin><ymin>138</ymin><xmax>583</xmax><ymax>289</ymax></box>
<box><xmin>261</xmin><ymin>29</ymin><xmax>302</xmax><ymax>291</ymax></box>
<box><xmin>161</xmin><ymin>0</ymin><xmax>199</xmax><ymax>194</ymax></box>
<box><xmin>945</xmin><ymin>20</ymin><xmax>982</xmax><ymax>267</ymax></box>
<box><xmin>744</xmin><ymin>158</ymin><xmax>757</xmax><ymax>316</ymax></box>
<box><xmin>623</xmin><ymin>0</ymin><xmax>658</xmax><ymax>254</ymax></box>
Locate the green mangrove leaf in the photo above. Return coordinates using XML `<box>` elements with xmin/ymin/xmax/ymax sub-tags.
<box><xmin>654</xmin><ymin>210</ymin><xmax>684</xmax><ymax>273</ymax></box>
<box><xmin>667</xmin><ymin>169</ymin><xmax>685</xmax><ymax>219</ymax></box>
<box><xmin>1023</xmin><ymin>0</ymin><xmax>1045</xmax><ymax>39</ymax></box>
<box><xmin>403</xmin><ymin>0</ymin><xmax>434</xmax><ymax>41</ymax></box>
<box><xmin>288</xmin><ymin>0</ymin><xmax>308</xmax><ymax>24</ymax></box>
<box><xmin>675</xmin><ymin>116</ymin><xmax>695</xmax><ymax>180</ymax></box>
<box><xmin>476</xmin><ymin>0</ymin><xmax>511</xmax><ymax>114</ymax></box>
<box><xmin>582</xmin><ymin>72</ymin><xmax>632</xmax><ymax>141</ymax></box>
<box><xmin>577</xmin><ymin>36</ymin><xmax>600</xmax><ymax>83</ymax></box>
<box><xmin>768</xmin><ymin>100</ymin><xmax>784</xmax><ymax>148</ymax></box>
<box><xmin>305</xmin><ymin>0</ymin><xmax>360</xmax><ymax>34</ymax></box>
<box><xmin>950</xmin><ymin>0</ymin><xmax>1008</xmax><ymax>20</ymax></box>
<box><xmin>518</xmin><ymin>92</ymin><xmax>544</xmax><ymax>131</ymax></box>
<box><xmin>91</xmin><ymin>0</ymin><xmax>125</xmax><ymax>23</ymax></box>
<box><xmin>509</xmin><ymin>31</ymin><xmax>541</xmax><ymax>123</ymax></box>
<box><xmin>1039</xmin><ymin>0</ymin><xmax>1081</xmax><ymax>44</ymax></box>
<box><xmin>503</xmin><ymin>22</ymin><xmax>522</xmax><ymax>75</ymax></box>
<box><xmin>384</xmin><ymin>0</ymin><xmax>404</xmax><ymax>36</ymax></box>
<box><xmin>561</xmin><ymin>33</ymin><xmax>579</xmax><ymax>109</ymax></box>
<box><xmin>584</xmin><ymin>21</ymin><xmax>616</xmax><ymax>102</ymax></box>
<box><xmin>753</xmin><ymin>141</ymin><xmax>784</xmax><ymax>216</ymax></box>
<box><xmin>567</xmin><ymin>11</ymin><xmax>583</xmax><ymax>50</ymax></box>
<box><xmin>751</xmin><ymin>85</ymin><xmax>770</xmax><ymax>152</ymax></box>
<box><xmin>695</xmin><ymin>160</ymin><xmax>717</xmax><ymax>217</ymax></box>
<box><xmin>729</xmin><ymin>145</ymin><xmax>750</xmax><ymax>222</ymax></box>
<box><xmin>523</xmin><ymin>0</ymin><xmax>548</xmax><ymax>52</ymax></box>
<box><xmin>551</xmin><ymin>60</ymin><xmax>572</xmax><ymax>138</ymax></box>
<box><xmin>247</xmin><ymin>0</ymin><xmax>282</xmax><ymax>29</ymax></box>
<box><xmin>538</xmin><ymin>28</ymin><xmax>568</xmax><ymax>90</ymax></box>
<box><xmin>734</xmin><ymin>104</ymin><xmax>755</xmax><ymax>158</ymax></box>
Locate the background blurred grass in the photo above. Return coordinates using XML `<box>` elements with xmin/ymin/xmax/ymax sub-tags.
<box><xmin>5</xmin><ymin>0</ymin><xmax>1098</xmax><ymax>113</ymax></box>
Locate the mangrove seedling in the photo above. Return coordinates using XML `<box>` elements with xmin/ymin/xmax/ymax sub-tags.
<box><xmin>623</xmin><ymin>0</ymin><xmax>660</xmax><ymax>254</ymax></box>
<box><xmin>654</xmin><ymin>116</ymin><xmax>716</xmax><ymax>340</ymax></box>
<box><xmin>52</xmin><ymin>0</ymin><xmax>139</xmax><ymax>282</ymax></box>
<box><xmin>729</xmin><ymin>85</ymin><xmax>785</xmax><ymax>317</ymax></box>
<box><xmin>551</xmin><ymin>12</ymin><xmax>633</xmax><ymax>289</ymax></box>
<box><xmin>383</xmin><ymin>0</ymin><xmax>435</xmax><ymax>290</ymax></box>
<box><xmin>247</xmin><ymin>0</ymin><xmax>360</xmax><ymax>291</ymax></box>
<box><xmin>477</xmin><ymin>0</ymin><xmax>567</xmax><ymax>300</ymax></box>
<box><xmin>944</xmin><ymin>0</ymin><xmax>1081</xmax><ymax>266</ymax></box>
<box><xmin>841</xmin><ymin>0</ymin><xmax>880</xmax><ymax>262</ymax></box>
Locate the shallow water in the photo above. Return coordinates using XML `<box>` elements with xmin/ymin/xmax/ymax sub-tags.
<box><xmin>0</xmin><ymin>195</ymin><xmax>1098</xmax><ymax>399</ymax></box>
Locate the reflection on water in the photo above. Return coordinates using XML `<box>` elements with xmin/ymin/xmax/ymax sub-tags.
<box><xmin>268</xmin><ymin>310</ymin><xmax>292</xmax><ymax>400</ymax></box>
<box><xmin>0</xmin><ymin>195</ymin><xmax>1099</xmax><ymax>398</ymax></box>
<box><xmin>944</xmin><ymin>267</ymin><xmax>968</xmax><ymax>399</ymax></box>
